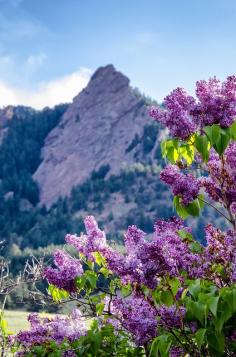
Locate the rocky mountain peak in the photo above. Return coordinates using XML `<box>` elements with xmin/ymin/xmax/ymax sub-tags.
<box><xmin>88</xmin><ymin>64</ymin><xmax>129</xmax><ymax>88</ymax></box>
<box><xmin>33</xmin><ymin>65</ymin><xmax>151</xmax><ymax>207</ymax></box>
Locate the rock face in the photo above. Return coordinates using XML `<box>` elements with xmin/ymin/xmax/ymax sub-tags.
<box><xmin>33</xmin><ymin>65</ymin><xmax>150</xmax><ymax>207</ymax></box>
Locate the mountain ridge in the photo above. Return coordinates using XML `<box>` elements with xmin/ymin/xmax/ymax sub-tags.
<box><xmin>33</xmin><ymin>64</ymin><xmax>156</xmax><ymax>207</ymax></box>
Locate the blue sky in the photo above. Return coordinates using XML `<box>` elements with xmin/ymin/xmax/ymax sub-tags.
<box><xmin>0</xmin><ymin>0</ymin><xmax>236</xmax><ymax>108</ymax></box>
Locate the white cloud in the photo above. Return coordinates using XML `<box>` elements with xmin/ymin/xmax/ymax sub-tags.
<box><xmin>0</xmin><ymin>68</ymin><xmax>92</xmax><ymax>109</ymax></box>
<box><xmin>26</xmin><ymin>52</ymin><xmax>47</xmax><ymax>67</ymax></box>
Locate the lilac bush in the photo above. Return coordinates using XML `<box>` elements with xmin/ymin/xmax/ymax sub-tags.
<box><xmin>7</xmin><ymin>76</ymin><xmax>236</xmax><ymax>356</ymax></box>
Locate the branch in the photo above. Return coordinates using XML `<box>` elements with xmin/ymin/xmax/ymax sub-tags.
<box><xmin>198</xmin><ymin>197</ymin><xmax>233</xmax><ymax>225</ymax></box>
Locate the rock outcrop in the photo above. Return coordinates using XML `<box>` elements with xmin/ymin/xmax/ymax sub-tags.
<box><xmin>0</xmin><ymin>106</ymin><xmax>36</xmax><ymax>143</ymax></box>
<box><xmin>33</xmin><ymin>65</ymin><xmax>151</xmax><ymax>207</ymax></box>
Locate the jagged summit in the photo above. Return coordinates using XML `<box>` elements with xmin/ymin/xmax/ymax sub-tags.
<box><xmin>89</xmin><ymin>64</ymin><xmax>128</xmax><ymax>86</ymax></box>
<box><xmin>33</xmin><ymin>65</ymin><xmax>152</xmax><ymax>207</ymax></box>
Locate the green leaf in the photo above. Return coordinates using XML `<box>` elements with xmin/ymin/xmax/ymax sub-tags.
<box><xmin>174</xmin><ymin>196</ymin><xmax>202</xmax><ymax>218</ymax></box>
<box><xmin>220</xmin><ymin>287</ymin><xmax>236</xmax><ymax>315</ymax></box>
<box><xmin>214</xmin><ymin>128</ymin><xmax>231</xmax><ymax>155</ymax></box>
<box><xmin>169</xmin><ymin>277</ymin><xmax>181</xmax><ymax>296</ymax></box>
<box><xmin>195</xmin><ymin>328</ymin><xmax>206</xmax><ymax>349</ymax></box>
<box><xmin>109</xmin><ymin>278</ymin><xmax>120</xmax><ymax>294</ymax></box>
<box><xmin>207</xmin><ymin>332</ymin><xmax>225</xmax><ymax>354</ymax></box>
<box><xmin>167</xmin><ymin>147</ymin><xmax>179</xmax><ymax>163</ymax></box>
<box><xmin>96</xmin><ymin>302</ymin><xmax>105</xmax><ymax>316</ymax></box>
<box><xmin>161</xmin><ymin>139</ymin><xmax>180</xmax><ymax>163</ymax></box>
<box><xmin>195</xmin><ymin>134</ymin><xmax>209</xmax><ymax>162</ymax></box>
<box><xmin>230</xmin><ymin>121</ymin><xmax>236</xmax><ymax>140</ymax></box>
<box><xmin>197</xmin><ymin>194</ymin><xmax>205</xmax><ymax>209</ymax></box>
<box><xmin>149</xmin><ymin>334</ymin><xmax>172</xmax><ymax>357</ymax></box>
<box><xmin>189</xmin><ymin>241</ymin><xmax>203</xmax><ymax>253</ymax></box>
<box><xmin>75</xmin><ymin>276</ymin><xmax>86</xmax><ymax>291</ymax></box>
<box><xmin>121</xmin><ymin>284</ymin><xmax>132</xmax><ymax>297</ymax></box>
<box><xmin>185</xmin><ymin>200</ymin><xmax>200</xmax><ymax>216</ymax></box>
<box><xmin>160</xmin><ymin>290</ymin><xmax>173</xmax><ymax>306</ymax></box>
<box><xmin>204</xmin><ymin>124</ymin><xmax>220</xmax><ymax>145</ymax></box>
<box><xmin>173</xmin><ymin>196</ymin><xmax>189</xmax><ymax>219</ymax></box>
<box><xmin>180</xmin><ymin>288</ymin><xmax>188</xmax><ymax>301</ymax></box>
<box><xmin>85</xmin><ymin>271</ymin><xmax>97</xmax><ymax>290</ymax></box>
<box><xmin>177</xmin><ymin>229</ymin><xmax>194</xmax><ymax>242</ymax></box>
<box><xmin>93</xmin><ymin>252</ymin><xmax>106</xmax><ymax>266</ymax></box>
<box><xmin>99</xmin><ymin>267</ymin><xmax>110</xmax><ymax>278</ymax></box>
<box><xmin>179</xmin><ymin>144</ymin><xmax>194</xmax><ymax>165</ymax></box>
<box><xmin>48</xmin><ymin>285</ymin><xmax>69</xmax><ymax>302</ymax></box>
<box><xmin>87</xmin><ymin>260</ymin><xmax>94</xmax><ymax>270</ymax></box>
<box><xmin>208</xmin><ymin>296</ymin><xmax>219</xmax><ymax>317</ymax></box>
<box><xmin>187</xmin><ymin>300</ymin><xmax>207</xmax><ymax>325</ymax></box>
<box><xmin>187</xmin><ymin>279</ymin><xmax>201</xmax><ymax>299</ymax></box>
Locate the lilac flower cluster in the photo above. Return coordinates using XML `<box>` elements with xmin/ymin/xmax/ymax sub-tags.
<box><xmin>149</xmin><ymin>88</ymin><xmax>196</xmax><ymax>140</ymax></box>
<box><xmin>65</xmin><ymin>215</ymin><xmax>107</xmax><ymax>260</ymax></box>
<box><xmin>160</xmin><ymin>164</ymin><xmax>200</xmax><ymax>205</ymax></box>
<box><xmin>15</xmin><ymin>309</ymin><xmax>87</xmax><ymax>355</ymax></box>
<box><xmin>47</xmin><ymin>214</ymin><xmax>236</xmax><ymax>295</ymax></box>
<box><xmin>204</xmin><ymin>225</ymin><xmax>236</xmax><ymax>283</ymax></box>
<box><xmin>149</xmin><ymin>76</ymin><xmax>236</xmax><ymax>139</ymax></box>
<box><xmin>111</xmin><ymin>294</ymin><xmax>158</xmax><ymax>345</ymax></box>
<box><xmin>200</xmin><ymin>144</ymin><xmax>236</xmax><ymax>208</ymax></box>
<box><xmin>104</xmin><ymin>218</ymin><xmax>202</xmax><ymax>289</ymax></box>
<box><xmin>41</xmin><ymin>213</ymin><xmax>236</xmax><ymax>349</ymax></box>
<box><xmin>156</xmin><ymin>305</ymin><xmax>185</xmax><ymax>329</ymax></box>
<box><xmin>44</xmin><ymin>250</ymin><xmax>83</xmax><ymax>292</ymax></box>
<box><xmin>62</xmin><ymin>217</ymin><xmax>203</xmax><ymax>290</ymax></box>
<box><xmin>194</xmin><ymin>76</ymin><xmax>236</xmax><ymax>128</ymax></box>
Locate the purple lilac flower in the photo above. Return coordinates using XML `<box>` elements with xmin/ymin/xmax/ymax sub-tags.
<box><xmin>124</xmin><ymin>225</ymin><xmax>146</xmax><ymax>252</ymax></box>
<box><xmin>160</xmin><ymin>165</ymin><xmax>200</xmax><ymax>205</ymax></box>
<box><xmin>156</xmin><ymin>305</ymin><xmax>186</xmax><ymax>329</ymax></box>
<box><xmin>149</xmin><ymin>76</ymin><xmax>236</xmax><ymax>141</ymax></box>
<box><xmin>15</xmin><ymin>309</ymin><xmax>87</xmax><ymax>352</ymax></box>
<box><xmin>225</xmin><ymin>142</ymin><xmax>236</xmax><ymax>179</ymax></box>
<box><xmin>105</xmin><ymin>218</ymin><xmax>202</xmax><ymax>289</ymax></box>
<box><xmin>169</xmin><ymin>346</ymin><xmax>185</xmax><ymax>357</ymax></box>
<box><xmin>44</xmin><ymin>250</ymin><xmax>83</xmax><ymax>292</ymax></box>
<box><xmin>154</xmin><ymin>216</ymin><xmax>187</xmax><ymax>234</ymax></box>
<box><xmin>200</xmin><ymin>146</ymin><xmax>236</xmax><ymax>206</ymax></box>
<box><xmin>194</xmin><ymin>76</ymin><xmax>236</xmax><ymax>128</ymax></box>
<box><xmin>66</xmin><ymin>215</ymin><xmax>107</xmax><ymax>260</ymax></box>
<box><xmin>149</xmin><ymin>88</ymin><xmax>196</xmax><ymax>140</ymax></box>
<box><xmin>231</xmin><ymin>202</ymin><xmax>236</xmax><ymax>215</ymax></box>
<box><xmin>111</xmin><ymin>294</ymin><xmax>157</xmax><ymax>345</ymax></box>
<box><xmin>204</xmin><ymin>225</ymin><xmax>236</xmax><ymax>283</ymax></box>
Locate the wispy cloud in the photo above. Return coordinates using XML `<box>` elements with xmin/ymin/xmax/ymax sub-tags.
<box><xmin>26</xmin><ymin>52</ymin><xmax>47</xmax><ymax>68</ymax></box>
<box><xmin>0</xmin><ymin>68</ymin><xmax>92</xmax><ymax>109</ymax></box>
